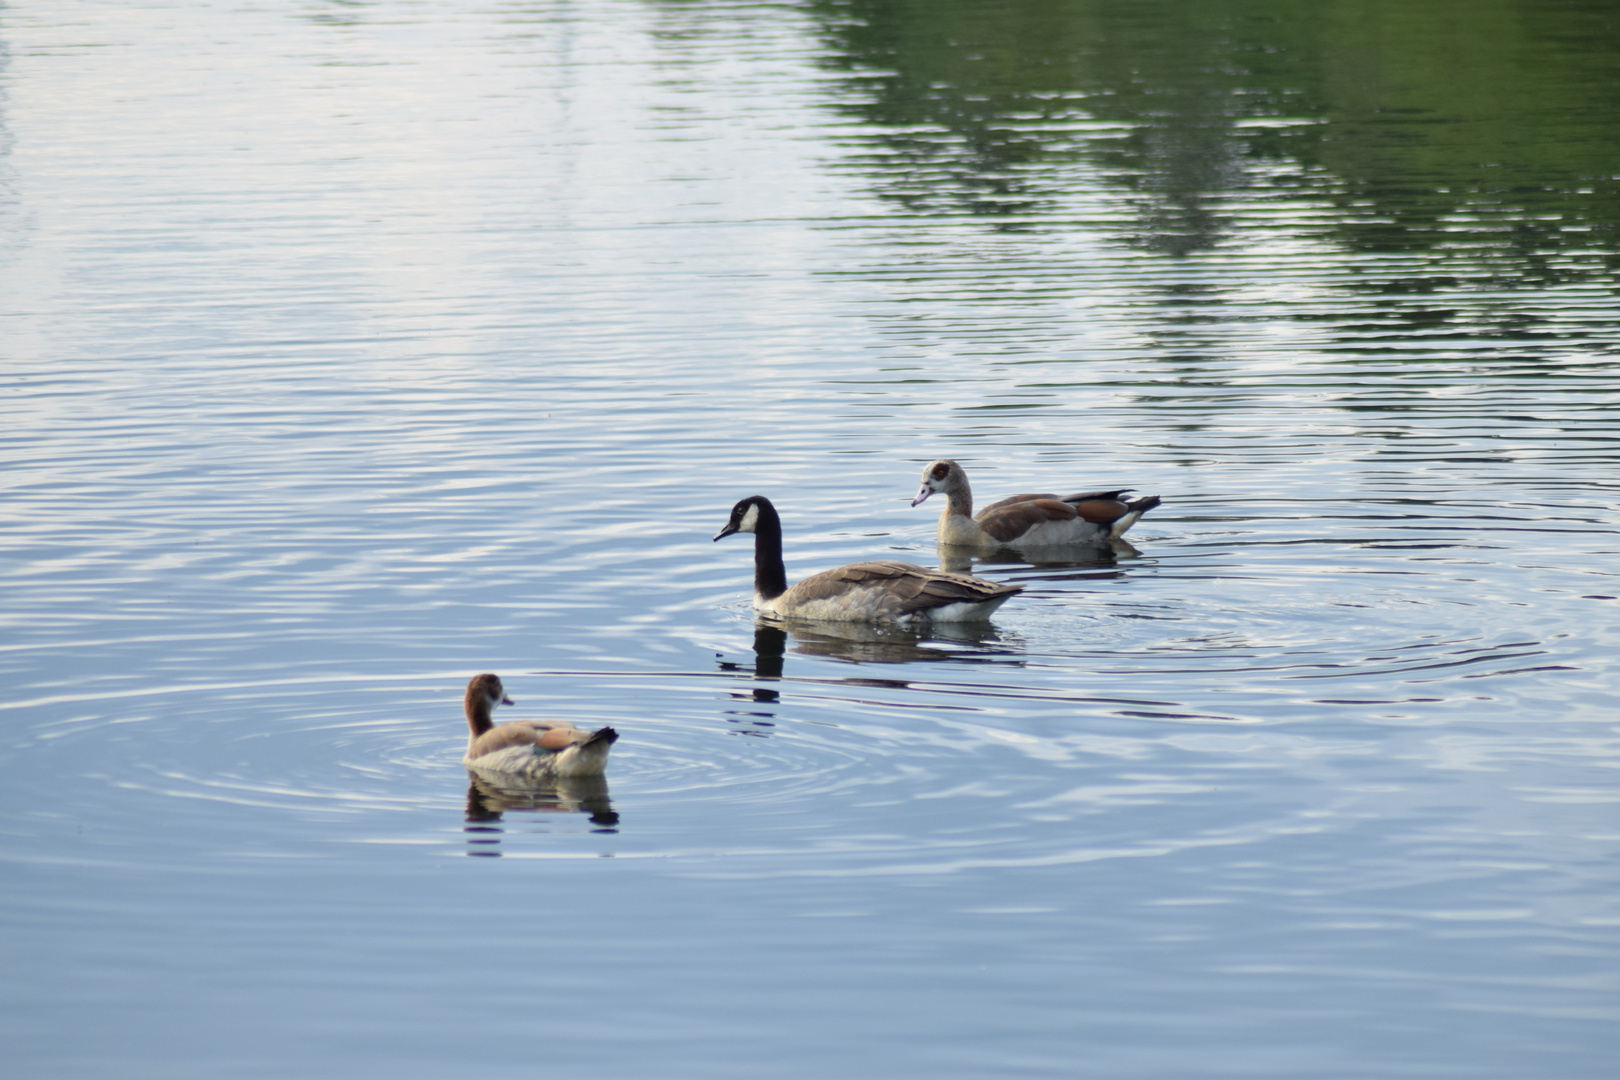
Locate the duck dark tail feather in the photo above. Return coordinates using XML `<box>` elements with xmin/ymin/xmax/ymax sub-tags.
<box><xmin>1128</xmin><ymin>494</ymin><xmax>1162</xmax><ymax>516</ymax></box>
<box><xmin>585</xmin><ymin>727</ymin><xmax>619</xmax><ymax>748</ymax></box>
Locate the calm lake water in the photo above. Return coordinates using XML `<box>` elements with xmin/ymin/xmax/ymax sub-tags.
<box><xmin>3</xmin><ymin>0</ymin><xmax>1618</xmax><ymax>1076</ymax></box>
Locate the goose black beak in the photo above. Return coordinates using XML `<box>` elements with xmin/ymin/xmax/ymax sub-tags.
<box><xmin>713</xmin><ymin>524</ymin><xmax>738</xmax><ymax>541</ymax></box>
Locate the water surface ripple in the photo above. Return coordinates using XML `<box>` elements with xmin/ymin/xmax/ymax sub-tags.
<box><xmin>2</xmin><ymin>0</ymin><xmax>1617</xmax><ymax>1077</ymax></box>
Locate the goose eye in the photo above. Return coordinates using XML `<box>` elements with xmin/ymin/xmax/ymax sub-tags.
<box><xmin>932</xmin><ymin>464</ymin><xmax>948</xmax><ymax>479</ymax></box>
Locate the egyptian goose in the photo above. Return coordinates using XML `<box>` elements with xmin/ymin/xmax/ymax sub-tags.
<box><xmin>912</xmin><ymin>459</ymin><xmax>1161</xmax><ymax>550</ymax></box>
<box><xmin>713</xmin><ymin>495</ymin><xmax>1021</xmax><ymax>623</ymax></box>
<box><xmin>461</xmin><ymin>674</ymin><xmax>617</xmax><ymax>780</ymax></box>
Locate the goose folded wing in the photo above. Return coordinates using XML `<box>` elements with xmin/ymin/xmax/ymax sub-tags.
<box><xmin>1058</xmin><ymin>488</ymin><xmax>1135</xmax><ymax>506</ymax></box>
<box><xmin>792</xmin><ymin>560</ymin><xmax>1005</xmax><ymax>609</ymax></box>
<box><xmin>468</xmin><ymin>723</ymin><xmax>545</xmax><ymax>758</ymax></box>
<box><xmin>903</xmin><ymin>572</ymin><xmax>1017</xmax><ymax>612</ymax></box>
<box><xmin>1070</xmin><ymin>498</ymin><xmax>1134</xmax><ymax>525</ymax></box>
<box><xmin>830</xmin><ymin>560</ymin><xmax>1016</xmax><ymax>613</ymax></box>
<box><xmin>800</xmin><ymin>560</ymin><xmax>933</xmax><ymax>598</ymax></box>
<box><xmin>536</xmin><ymin>725</ymin><xmax>590</xmax><ymax>751</ymax></box>
<box><xmin>978</xmin><ymin>488</ymin><xmax>1135</xmax><ymax>516</ymax></box>
<box><xmin>979</xmin><ymin>492</ymin><xmax>1063</xmax><ymax>514</ymax></box>
<box><xmin>975</xmin><ymin>499</ymin><xmax>1083</xmax><ymax>543</ymax></box>
<box><xmin>471</xmin><ymin>721</ymin><xmax>595</xmax><ymax>758</ymax></box>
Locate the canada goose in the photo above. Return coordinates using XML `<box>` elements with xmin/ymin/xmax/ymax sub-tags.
<box><xmin>461</xmin><ymin>674</ymin><xmax>617</xmax><ymax>780</ymax></box>
<box><xmin>713</xmin><ymin>495</ymin><xmax>1021</xmax><ymax>623</ymax></box>
<box><xmin>912</xmin><ymin>459</ymin><xmax>1161</xmax><ymax>550</ymax></box>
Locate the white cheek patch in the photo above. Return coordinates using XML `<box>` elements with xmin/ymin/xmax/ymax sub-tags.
<box><xmin>738</xmin><ymin>503</ymin><xmax>760</xmax><ymax>533</ymax></box>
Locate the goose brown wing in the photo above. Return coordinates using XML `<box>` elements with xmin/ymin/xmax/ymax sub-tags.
<box><xmin>536</xmin><ymin>725</ymin><xmax>589</xmax><ymax>751</ymax></box>
<box><xmin>537</xmin><ymin>724</ymin><xmax>617</xmax><ymax>750</ymax></box>
<box><xmin>784</xmin><ymin>560</ymin><xmax>921</xmax><ymax>607</ymax></box>
<box><xmin>471</xmin><ymin>721</ymin><xmax>612</xmax><ymax>757</ymax></box>
<box><xmin>898</xmin><ymin>569</ymin><xmax>1021</xmax><ymax>615</ymax></box>
<box><xmin>1058</xmin><ymin>489</ymin><xmax>1137</xmax><ymax>519</ymax></box>
<box><xmin>978</xmin><ymin>488</ymin><xmax>1135</xmax><ymax>515</ymax></box>
<box><xmin>979</xmin><ymin>492</ymin><xmax>1062</xmax><ymax>515</ymax></box>
<box><xmin>1059</xmin><ymin>487</ymin><xmax>1135</xmax><ymax>503</ymax></box>
<box><xmin>1060</xmin><ymin>490</ymin><xmax>1156</xmax><ymax>526</ymax></box>
<box><xmin>975</xmin><ymin>498</ymin><xmax>1083</xmax><ymax>543</ymax></box>
<box><xmin>467</xmin><ymin>723</ymin><xmax>544</xmax><ymax>758</ymax></box>
<box><xmin>805</xmin><ymin>559</ymin><xmax>1019</xmax><ymax>616</ymax></box>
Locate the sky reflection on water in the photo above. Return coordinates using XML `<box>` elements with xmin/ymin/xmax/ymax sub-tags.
<box><xmin>2</xmin><ymin>0</ymin><xmax>1618</xmax><ymax>1076</ymax></box>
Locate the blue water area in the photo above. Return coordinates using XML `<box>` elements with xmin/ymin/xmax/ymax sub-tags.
<box><xmin>2</xmin><ymin>0</ymin><xmax>1617</xmax><ymax>1076</ymax></box>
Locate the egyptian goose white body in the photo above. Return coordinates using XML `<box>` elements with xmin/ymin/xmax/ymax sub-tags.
<box><xmin>912</xmin><ymin>459</ymin><xmax>1161</xmax><ymax>551</ymax></box>
<box><xmin>461</xmin><ymin>674</ymin><xmax>617</xmax><ymax>780</ymax></box>
<box><xmin>714</xmin><ymin>495</ymin><xmax>1021</xmax><ymax>623</ymax></box>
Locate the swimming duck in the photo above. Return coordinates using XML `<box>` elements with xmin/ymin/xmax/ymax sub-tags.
<box><xmin>713</xmin><ymin>495</ymin><xmax>1021</xmax><ymax>623</ymax></box>
<box><xmin>461</xmin><ymin>673</ymin><xmax>617</xmax><ymax>780</ymax></box>
<box><xmin>911</xmin><ymin>459</ymin><xmax>1161</xmax><ymax>550</ymax></box>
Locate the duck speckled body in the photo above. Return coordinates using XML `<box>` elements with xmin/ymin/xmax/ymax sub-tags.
<box><xmin>912</xmin><ymin>459</ymin><xmax>1161</xmax><ymax>551</ymax></box>
<box><xmin>713</xmin><ymin>495</ymin><xmax>1020</xmax><ymax>624</ymax></box>
<box><xmin>460</xmin><ymin>674</ymin><xmax>617</xmax><ymax>780</ymax></box>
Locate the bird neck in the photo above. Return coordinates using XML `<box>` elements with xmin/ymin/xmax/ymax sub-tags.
<box><xmin>465</xmin><ymin>695</ymin><xmax>495</xmax><ymax>737</ymax></box>
<box><xmin>751</xmin><ymin>506</ymin><xmax>789</xmax><ymax>601</ymax></box>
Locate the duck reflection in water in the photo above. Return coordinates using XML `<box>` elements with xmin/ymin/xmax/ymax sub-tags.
<box><xmin>937</xmin><ymin>536</ymin><xmax>1143</xmax><ymax>576</ymax></box>
<box><xmin>463</xmin><ymin>773</ymin><xmax>619</xmax><ymax>857</ymax></box>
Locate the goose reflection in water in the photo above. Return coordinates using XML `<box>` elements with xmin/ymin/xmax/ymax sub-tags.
<box><xmin>463</xmin><ymin>773</ymin><xmax>618</xmax><ymax>857</ymax></box>
<box><xmin>937</xmin><ymin>536</ymin><xmax>1143</xmax><ymax>575</ymax></box>
<box><xmin>718</xmin><ymin>617</ymin><xmax>1025</xmax><ymax>696</ymax></box>
<box><xmin>776</xmin><ymin>616</ymin><xmax>1023</xmax><ymax>666</ymax></box>
<box><xmin>714</xmin><ymin>615</ymin><xmax>1028</xmax><ymax>734</ymax></box>
<box><xmin>713</xmin><ymin>624</ymin><xmax>788</xmax><ymax>733</ymax></box>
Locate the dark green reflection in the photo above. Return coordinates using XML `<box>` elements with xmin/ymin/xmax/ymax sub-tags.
<box><xmin>807</xmin><ymin>0</ymin><xmax>1620</xmax><ymax>273</ymax></box>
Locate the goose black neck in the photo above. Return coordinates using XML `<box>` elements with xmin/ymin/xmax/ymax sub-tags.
<box><xmin>751</xmin><ymin>502</ymin><xmax>789</xmax><ymax>601</ymax></box>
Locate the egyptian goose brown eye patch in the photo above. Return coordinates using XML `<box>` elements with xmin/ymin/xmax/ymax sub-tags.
<box><xmin>932</xmin><ymin>463</ymin><xmax>949</xmax><ymax>480</ymax></box>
